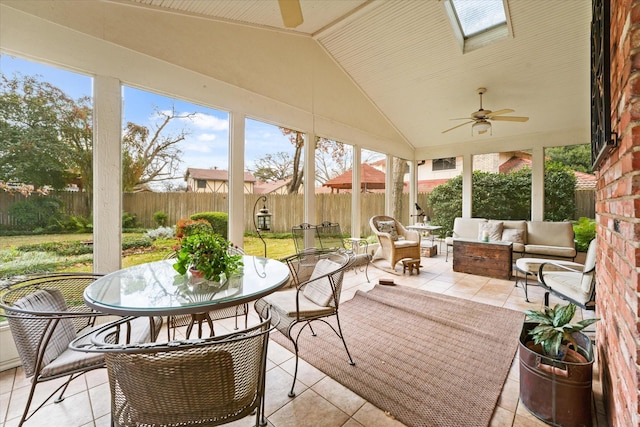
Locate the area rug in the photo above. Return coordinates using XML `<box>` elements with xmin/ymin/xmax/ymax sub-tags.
<box><xmin>270</xmin><ymin>285</ymin><xmax>525</xmax><ymax>427</ymax></box>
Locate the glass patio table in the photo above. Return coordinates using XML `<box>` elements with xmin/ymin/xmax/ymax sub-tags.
<box><xmin>83</xmin><ymin>256</ymin><xmax>290</xmax><ymax>318</ymax></box>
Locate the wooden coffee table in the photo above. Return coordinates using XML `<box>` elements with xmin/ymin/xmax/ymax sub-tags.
<box><xmin>452</xmin><ymin>239</ymin><xmax>513</xmax><ymax>280</ymax></box>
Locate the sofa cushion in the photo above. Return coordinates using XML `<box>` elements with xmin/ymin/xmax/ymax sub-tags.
<box><xmin>479</xmin><ymin>221</ymin><xmax>503</xmax><ymax>241</ymax></box>
<box><xmin>501</xmin><ymin>220</ymin><xmax>527</xmax><ymax>242</ymax></box>
<box><xmin>453</xmin><ymin>218</ymin><xmax>487</xmax><ymax>239</ymax></box>
<box><xmin>526</xmin><ymin>221</ymin><xmax>574</xmax><ymax>247</ymax></box>
<box><xmin>524</xmin><ymin>244</ymin><xmax>577</xmax><ymax>259</ymax></box>
<box><xmin>376</xmin><ymin>220</ymin><xmax>398</xmax><ymax>241</ymax></box>
<box><xmin>501</xmin><ymin>228</ymin><xmax>524</xmax><ymax>244</ymax></box>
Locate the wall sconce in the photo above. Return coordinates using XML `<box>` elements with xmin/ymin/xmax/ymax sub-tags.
<box><xmin>253</xmin><ymin>196</ymin><xmax>272</xmax><ymax>257</ymax></box>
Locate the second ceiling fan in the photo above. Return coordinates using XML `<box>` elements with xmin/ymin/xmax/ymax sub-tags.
<box><xmin>442</xmin><ymin>88</ymin><xmax>529</xmax><ymax>135</ymax></box>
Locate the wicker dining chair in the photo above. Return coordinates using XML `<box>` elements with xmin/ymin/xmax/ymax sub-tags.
<box><xmin>70</xmin><ymin>310</ymin><xmax>275</xmax><ymax>427</ymax></box>
<box><xmin>165</xmin><ymin>245</ymin><xmax>249</xmax><ymax>340</ymax></box>
<box><xmin>254</xmin><ymin>249</ymin><xmax>355</xmax><ymax>397</ymax></box>
<box><xmin>0</xmin><ymin>273</ymin><xmax>162</xmax><ymax>426</ymax></box>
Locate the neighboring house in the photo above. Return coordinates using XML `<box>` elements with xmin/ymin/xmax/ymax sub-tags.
<box><xmin>184</xmin><ymin>168</ymin><xmax>256</xmax><ymax>193</ymax></box>
<box><xmin>253</xmin><ymin>179</ymin><xmax>291</xmax><ymax>195</ymax></box>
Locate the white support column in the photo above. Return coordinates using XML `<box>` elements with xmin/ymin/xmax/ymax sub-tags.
<box><xmin>304</xmin><ymin>131</ymin><xmax>316</xmax><ymax>224</ymax></box>
<box><xmin>462</xmin><ymin>154</ymin><xmax>473</xmax><ymax>218</ymax></box>
<box><xmin>531</xmin><ymin>146</ymin><xmax>545</xmax><ymax>221</ymax></box>
<box><xmin>409</xmin><ymin>160</ymin><xmax>418</xmax><ymax>224</ymax></box>
<box><xmin>351</xmin><ymin>148</ymin><xmax>361</xmax><ymax>237</ymax></box>
<box><xmin>93</xmin><ymin>76</ymin><xmax>122</xmax><ymax>274</ymax></box>
<box><xmin>228</xmin><ymin>112</ymin><xmax>245</xmax><ymax>247</ymax></box>
<box><xmin>385</xmin><ymin>154</ymin><xmax>393</xmax><ymax>215</ymax></box>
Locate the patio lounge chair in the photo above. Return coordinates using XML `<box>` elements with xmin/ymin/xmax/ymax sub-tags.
<box><xmin>369</xmin><ymin>215</ymin><xmax>421</xmax><ymax>269</ymax></box>
<box><xmin>538</xmin><ymin>239</ymin><xmax>597</xmax><ymax>310</ymax></box>
<box><xmin>254</xmin><ymin>249</ymin><xmax>355</xmax><ymax>397</ymax></box>
<box><xmin>70</xmin><ymin>311</ymin><xmax>274</xmax><ymax>427</ymax></box>
<box><xmin>0</xmin><ymin>273</ymin><xmax>161</xmax><ymax>426</ymax></box>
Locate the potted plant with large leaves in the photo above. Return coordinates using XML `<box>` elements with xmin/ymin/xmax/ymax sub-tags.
<box><xmin>173</xmin><ymin>231</ymin><xmax>243</xmax><ymax>283</ymax></box>
<box><xmin>519</xmin><ymin>302</ymin><xmax>599</xmax><ymax>427</ymax></box>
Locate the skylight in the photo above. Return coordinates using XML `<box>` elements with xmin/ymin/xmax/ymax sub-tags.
<box><xmin>450</xmin><ymin>0</ymin><xmax>506</xmax><ymax>38</ymax></box>
<box><xmin>444</xmin><ymin>0</ymin><xmax>511</xmax><ymax>53</ymax></box>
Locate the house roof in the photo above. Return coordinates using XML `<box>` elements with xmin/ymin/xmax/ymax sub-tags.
<box><xmin>498</xmin><ymin>156</ymin><xmax>596</xmax><ymax>189</ymax></box>
<box><xmin>253</xmin><ymin>179</ymin><xmax>290</xmax><ymax>194</ymax></box>
<box><xmin>322</xmin><ymin>164</ymin><xmax>387</xmax><ymax>190</ymax></box>
<box><xmin>185</xmin><ymin>168</ymin><xmax>256</xmax><ymax>183</ymax></box>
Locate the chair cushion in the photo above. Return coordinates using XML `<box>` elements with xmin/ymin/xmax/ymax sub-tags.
<box><xmin>8</xmin><ymin>289</ymin><xmax>78</xmax><ymax>377</ymax></box>
<box><xmin>303</xmin><ymin>258</ymin><xmax>342</xmax><ymax>306</ymax></box>
<box><xmin>264</xmin><ymin>289</ymin><xmax>335</xmax><ymax>318</ymax></box>
<box><xmin>376</xmin><ymin>220</ymin><xmax>398</xmax><ymax>241</ymax></box>
<box><xmin>478</xmin><ymin>221</ymin><xmax>503</xmax><ymax>241</ymax></box>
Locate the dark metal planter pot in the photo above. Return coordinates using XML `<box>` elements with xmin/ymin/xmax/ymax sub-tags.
<box><xmin>519</xmin><ymin>322</ymin><xmax>594</xmax><ymax>427</ymax></box>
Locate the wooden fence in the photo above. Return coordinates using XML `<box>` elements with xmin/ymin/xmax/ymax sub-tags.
<box><xmin>0</xmin><ymin>190</ymin><xmax>595</xmax><ymax>236</ymax></box>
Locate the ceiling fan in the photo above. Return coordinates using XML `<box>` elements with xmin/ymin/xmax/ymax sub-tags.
<box><xmin>442</xmin><ymin>88</ymin><xmax>529</xmax><ymax>135</ymax></box>
<box><xmin>278</xmin><ymin>0</ymin><xmax>304</xmax><ymax>28</ymax></box>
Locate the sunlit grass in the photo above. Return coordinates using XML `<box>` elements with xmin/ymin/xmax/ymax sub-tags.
<box><xmin>0</xmin><ymin>233</ymin><xmax>297</xmax><ymax>278</ymax></box>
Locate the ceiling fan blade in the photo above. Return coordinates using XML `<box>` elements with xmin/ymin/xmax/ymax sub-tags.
<box><xmin>491</xmin><ymin>116</ymin><xmax>529</xmax><ymax>122</ymax></box>
<box><xmin>442</xmin><ymin>121</ymin><xmax>474</xmax><ymax>134</ymax></box>
<box><xmin>486</xmin><ymin>109</ymin><xmax>514</xmax><ymax>117</ymax></box>
<box><xmin>278</xmin><ymin>0</ymin><xmax>304</xmax><ymax>28</ymax></box>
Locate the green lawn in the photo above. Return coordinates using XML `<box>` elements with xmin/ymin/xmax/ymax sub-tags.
<box><xmin>0</xmin><ymin>233</ymin><xmax>297</xmax><ymax>278</ymax></box>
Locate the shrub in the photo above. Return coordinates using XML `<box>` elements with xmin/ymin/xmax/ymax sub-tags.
<box><xmin>427</xmin><ymin>162</ymin><xmax>578</xmax><ymax>236</ymax></box>
<box><xmin>145</xmin><ymin>226</ymin><xmax>175</xmax><ymax>240</ymax></box>
<box><xmin>176</xmin><ymin>218</ymin><xmax>213</xmax><ymax>239</ymax></box>
<box><xmin>122</xmin><ymin>236</ymin><xmax>153</xmax><ymax>250</ymax></box>
<box><xmin>7</xmin><ymin>196</ymin><xmax>64</xmax><ymax>231</ymax></box>
<box><xmin>190</xmin><ymin>212</ymin><xmax>229</xmax><ymax>239</ymax></box>
<box><xmin>58</xmin><ymin>215</ymin><xmax>93</xmax><ymax>233</ymax></box>
<box><xmin>122</xmin><ymin>211</ymin><xmax>139</xmax><ymax>229</ymax></box>
<box><xmin>573</xmin><ymin>217</ymin><xmax>596</xmax><ymax>252</ymax></box>
<box><xmin>153</xmin><ymin>211</ymin><xmax>169</xmax><ymax>227</ymax></box>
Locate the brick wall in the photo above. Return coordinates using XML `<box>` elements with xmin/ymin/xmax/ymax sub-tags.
<box><xmin>598</xmin><ymin>1</ymin><xmax>640</xmax><ymax>426</ymax></box>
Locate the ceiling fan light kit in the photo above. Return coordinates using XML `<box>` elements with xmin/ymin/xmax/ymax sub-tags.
<box><xmin>442</xmin><ymin>87</ymin><xmax>529</xmax><ymax>135</ymax></box>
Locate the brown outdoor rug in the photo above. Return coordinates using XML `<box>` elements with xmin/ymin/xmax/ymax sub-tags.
<box><xmin>270</xmin><ymin>284</ymin><xmax>525</xmax><ymax>427</ymax></box>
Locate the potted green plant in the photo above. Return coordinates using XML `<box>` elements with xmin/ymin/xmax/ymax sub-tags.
<box><xmin>524</xmin><ymin>302</ymin><xmax>599</xmax><ymax>361</ymax></box>
<box><xmin>519</xmin><ymin>302</ymin><xmax>599</xmax><ymax>427</ymax></box>
<box><xmin>172</xmin><ymin>231</ymin><xmax>243</xmax><ymax>283</ymax></box>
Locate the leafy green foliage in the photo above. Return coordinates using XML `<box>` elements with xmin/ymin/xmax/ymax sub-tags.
<box><xmin>122</xmin><ymin>211</ymin><xmax>139</xmax><ymax>229</ymax></box>
<box><xmin>427</xmin><ymin>163</ymin><xmax>577</xmax><ymax>235</ymax></box>
<box><xmin>545</xmin><ymin>144</ymin><xmax>592</xmax><ymax>173</ymax></box>
<box><xmin>573</xmin><ymin>217</ymin><xmax>596</xmax><ymax>252</ymax></box>
<box><xmin>190</xmin><ymin>212</ymin><xmax>229</xmax><ymax>239</ymax></box>
<box><xmin>544</xmin><ymin>162</ymin><xmax>577</xmax><ymax>221</ymax></box>
<box><xmin>172</xmin><ymin>232</ymin><xmax>243</xmax><ymax>281</ymax></box>
<box><xmin>525</xmin><ymin>303</ymin><xmax>599</xmax><ymax>358</ymax></box>
<box><xmin>7</xmin><ymin>196</ymin><xmax>64</xmax><ymax>231</ymax></box>
<box><xmin>153</xmin><ymin>211</ymin><xmax>168</xmax><ymax>227</ymax></box>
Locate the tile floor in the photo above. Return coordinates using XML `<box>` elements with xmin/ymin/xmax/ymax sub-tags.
<box><xmin>0</xmin><ymin>251</ymin><xmax>606</xmax><ymax>427</ymax></box>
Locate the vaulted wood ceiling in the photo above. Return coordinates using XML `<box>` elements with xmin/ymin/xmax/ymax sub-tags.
<box><xmin>1</xmin><ymin>0</ymin><xmax>592</xmax><ymax>159</ymax></box>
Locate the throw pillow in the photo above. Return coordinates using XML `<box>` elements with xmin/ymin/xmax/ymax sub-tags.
<box><xmin>478</xmin><ymin>221</ymin><xmax>503</xmax><ymax>241</ymax></box>
<box><xmin>501</xmin><ymin>228</ymin><xmax>525</xmax><ymax>244</ymax></box>
<box><xmin>377</xmin><ymin>220</ymin><xmax>398</xmax><ymax>241</ymax></box>
<box><xmin>303</xmin><ymin>258</ymin><xmax>342</xmax><ymax>307</ymax></box>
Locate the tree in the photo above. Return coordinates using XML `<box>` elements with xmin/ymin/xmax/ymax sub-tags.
<box><xmin>280</xmin><ymin>128</ymin><xmax>304</xmax><ymax>193</ymax></box>
<box><xmin>392</xmin><ymin>157</ymin><xmax>407</xmax><ymax>219</ymax></box>
<box><xmin>0</xmin><ymin>73</ymin><xmax>83</xmax><ymax>191</ymax></box>
<box><xmin>250</xmin><ymin>152</ymin><xmax>296</xmax><ymax>182</ymax></box>
<box><xmin>315</xmin><ymin>138</ymin><xmax>351</xmax><ymax>185</ymax></box>
<box><xmin>121</xmin><ymin>107</ymin><xmax>190</xmax><ymax>192</ymax></box>
<box><xmin>545</xmin><ymin>144</ymin><xmax>592</xmax><ymax>173</ymax></box>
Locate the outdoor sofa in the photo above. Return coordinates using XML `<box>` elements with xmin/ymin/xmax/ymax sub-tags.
<box><xmin>445</xmin><ymin>217</ymin><xmax>577</xmax><ymax>261</ymax></box>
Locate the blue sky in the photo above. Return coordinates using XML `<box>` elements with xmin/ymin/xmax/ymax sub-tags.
<box><xmin>0</xmin><ymin>54</ymin><xmax>295</xmax><ymax>183</ymax></box>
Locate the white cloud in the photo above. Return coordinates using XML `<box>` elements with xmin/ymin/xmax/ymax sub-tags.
<box><xmin>182</xmin><ymin>112</ymin><xmax>228</xmax><ymax>131</ymax></box>
<box><xmin>197</xmin><ymin>133</ymin><xmax>216</xmax><ymax>142</ymax></box>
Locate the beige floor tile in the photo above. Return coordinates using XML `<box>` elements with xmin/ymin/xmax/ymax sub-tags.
<box><xmin>311</xmin><ymin>376</ymin><xmax>366</xmax><ymax>416</ymax></box>
<box><xmin>352</xmin><ymin>402</ymin><xmax>407</xmax><ymax>427</ymax></box>
<box><xmin>268</xmin><ymin>388</ymin><xmax>350</xmax><ymax>427</ymax></box>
